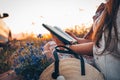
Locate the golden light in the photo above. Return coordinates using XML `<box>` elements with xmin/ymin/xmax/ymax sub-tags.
<box><xmin>41</xmin><ymin>34</ymin><xmax>52</xmax><ymax>40</ymax></box>
<box><xmin>0</xmin><ymin>0</ymin><xmax>105</xmax><ymax>36</ymax></box>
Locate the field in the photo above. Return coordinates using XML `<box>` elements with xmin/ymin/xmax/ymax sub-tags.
<box><xmin>0</xmin><ymin>25</ymin><xmax>91</xmax><ymax>79</ymax></box>
<box><xmin>0</xmin><ymin>35</ymin><xmax>51</xmax><ymax>74</ymax></box>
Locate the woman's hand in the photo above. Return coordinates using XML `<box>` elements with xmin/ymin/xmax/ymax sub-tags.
<box><xmin>51</xmin><ymin>34</ymin><xmax>65</xmax><ymax>46</ymax></box>
<box><xmin>65</xmin><ymin>31</ymin><xmax>92</xmax><ymax>44</ymax></box>
<box><xmin>65</xmin><ymin>31</ymin><xmax>79</xmax><ymax>41</ymax></box>
<box><xmin>51</xmin><ymin>34</ymin><xmax>69</xmax><ymax>51</ymax></box>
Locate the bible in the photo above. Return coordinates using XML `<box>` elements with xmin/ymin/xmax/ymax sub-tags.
<box><xmin>42</xmin><ymin>24</ymin><xmax>78</xmax><ymax>45</ymax></box>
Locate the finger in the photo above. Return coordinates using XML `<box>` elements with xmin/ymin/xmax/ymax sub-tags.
<box><xmin>51</xmin><ymin>34</ymin><xmax>64</xmax><ymax>46</ymax></box>
<box><xmin>65</xmin><ymin>31</ymin><xmax>78</xmax><ymax>40</ymax></box>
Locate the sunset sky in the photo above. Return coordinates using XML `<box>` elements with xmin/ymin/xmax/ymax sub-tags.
<box><xmin>0</xmin><ymin>0</ymin><xmax>105</xmax><ymax>34</ymax></box>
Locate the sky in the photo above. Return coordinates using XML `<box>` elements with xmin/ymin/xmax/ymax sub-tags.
<box><xmin>0</xmin><ymin>0</ymin><xmax>105</xmax><ymax>34</ymax></box>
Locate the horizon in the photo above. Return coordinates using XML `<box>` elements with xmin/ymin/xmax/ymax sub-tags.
<box><xmin>0</xmin><ymin>0</ymin><xmax>105</xmax><ymax>34</ymax></box>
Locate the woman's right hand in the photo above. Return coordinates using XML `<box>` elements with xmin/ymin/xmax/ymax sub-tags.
<box><xmin>65</xmin><ymin>31</ymin><xmax>92</xmax><ymax>44</ymax></box>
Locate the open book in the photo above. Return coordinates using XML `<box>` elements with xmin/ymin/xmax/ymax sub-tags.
<box><xmin>42</xmin><ymin>24</ymin><xmax>78</xmax><ymax>45</ymax></box>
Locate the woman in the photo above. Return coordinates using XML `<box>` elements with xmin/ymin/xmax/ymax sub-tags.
<box><xmin>52</xmin><ymin>0</ymin><xmax>120</xmax><ymax>80</ymax></box>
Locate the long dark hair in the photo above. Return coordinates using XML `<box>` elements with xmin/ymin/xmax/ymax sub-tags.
<box><xmin>92</xmin><ymin>0</ymin><xmax>120</xmax><ymax>56</ymax></box>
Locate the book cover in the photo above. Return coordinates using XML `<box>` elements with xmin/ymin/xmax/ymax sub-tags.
<box><xmin>42</xmin><ymin>24</ymin><xmax>77</xmax><ymax>45</ymax></box>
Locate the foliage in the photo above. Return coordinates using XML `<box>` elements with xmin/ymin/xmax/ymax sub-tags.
<box><xmin>0</xmin><ymin>40</ymin><xmax>19</xmax><ymax>73</ymax></box>
<box><xmin>0</xmin><ymin>25</ymin><xmax>90</xmax><ymax>78</ymax></box>
<box><xmin>11</xmin><ymin>42</ymin><xmax>54</xmax><ymax>80</ymax></box>
<box><xmin>0</xmin><ymin>35</ymin><xmax>49</xmax><ymax>74</ymax></box>
<box><xmin>65</xmin><ymin>24</ymin><xmax>92</xmax><ymax>38</ymax></box>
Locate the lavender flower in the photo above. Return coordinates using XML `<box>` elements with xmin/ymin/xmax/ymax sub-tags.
<box><xmin>18</xmin><ymin>47</ymin><xmax>24</xmax><ymax>53</ymax></box>
<box><xmin>37</xmin><ymin>34</ymin><xmax>43</xmax><ymax>38</ymax></box>
<box><xmin>12</xmin><ymin>42</ymin><xmax>53</xmax><ymax>80</ymax></box>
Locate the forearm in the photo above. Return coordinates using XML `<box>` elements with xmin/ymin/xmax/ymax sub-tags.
<box><xmin>77</xmin><ymin>38</ymin><xmax>92</xmax><ymax>44</ymax></box>
<box><xmin>69</xmin><ymin>42</ymin><xmax>93</xmax><ymax>56</ymax></box>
